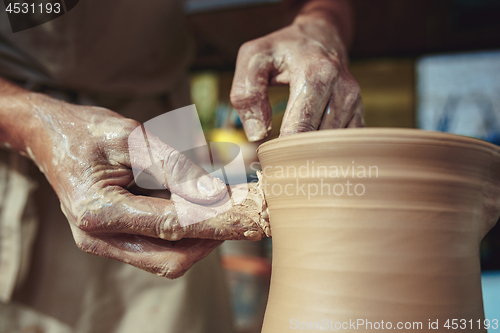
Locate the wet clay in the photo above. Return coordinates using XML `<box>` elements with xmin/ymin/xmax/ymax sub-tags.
<box><xmin>257</xmin><ymin>128</ymin><xmax>500</xmax><ymax>332</ymax></box>
<box><xmin>171</xmin><ymin>182</ymin><xmax>269</xmax><ymax>241</ymax></box>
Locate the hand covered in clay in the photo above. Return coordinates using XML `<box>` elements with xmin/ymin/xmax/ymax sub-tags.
<box><xmin>231</xmin><ymin>4</ymin><xmax>364</xmax><ymax>141</ymax></box>
<box><xmin>18</xmin><ymin>97</ymin><xmax>266</xmax><ymax>278</ymax></box>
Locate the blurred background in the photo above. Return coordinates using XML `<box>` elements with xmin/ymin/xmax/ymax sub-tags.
<box><xmin>185</xmin><ymin>1</ymin><xmax>500</xmax><ymax>332</ymax></box>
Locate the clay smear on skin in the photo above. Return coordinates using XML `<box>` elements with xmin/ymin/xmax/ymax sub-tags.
<box><xmin>31</xmin><ymin>104</ymin><xmax>270</xmax><ymax>245</ymax></box>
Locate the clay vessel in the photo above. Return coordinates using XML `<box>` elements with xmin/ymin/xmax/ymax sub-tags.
<box><xmin>257</xmin><ymin>128</ymin><xmax>500</xmax><ymax>332</ymax></box>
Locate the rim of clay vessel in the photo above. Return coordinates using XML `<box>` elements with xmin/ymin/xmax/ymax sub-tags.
<box><xmin>257</xmin><ymin>128</ymin><xmax>500</xmax><ymax>155</ymax></box>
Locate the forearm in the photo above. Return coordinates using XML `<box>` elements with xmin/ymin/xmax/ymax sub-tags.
<box><xmin>287</xmin><ymin>0</ymin><xmax>354</xmax><ymax>49</ymax></box>
<box><xmin>0</xmin><ymin>77</ymin><xmax>57</xmax><ymax>159</ymax></box>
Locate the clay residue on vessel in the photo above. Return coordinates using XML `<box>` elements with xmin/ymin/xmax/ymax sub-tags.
<box><xmin>255</xmin><ymin>171</ymin><xmax>271</xmax><ymax>237</ymax></box>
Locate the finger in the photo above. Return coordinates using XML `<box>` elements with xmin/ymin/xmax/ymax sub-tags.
<box><xmin>68</xmin><ymin>184</ymin><xmax>266</xmax><ymax>241</ymax></box>
<box><xmin>346</xmin><ymin>96</ymin><xmax>365</xmax><ymax>128</ymax></box>
<box><xmin>70</xmin><ymin>223</ymin><xmax>222</xmax><ymax>279</ymax></box>
<box><xmin>128</xmin><ymin>125</ymin><xmax>227</xmax><ymax>204</ymax></box>
<box><xmin>319</xmin><ymin>74</ymin><xmax>362</xmax><ymax>129</ymax></box>
<box><xmin>279</xmin><ymin>57</ymin><xmax>336</xmax><ymax>136</ymax></box>
<box><xmin>230</xmin><ymin>41</ymin><xmax>274</xmax><ymax>142</ymax></box>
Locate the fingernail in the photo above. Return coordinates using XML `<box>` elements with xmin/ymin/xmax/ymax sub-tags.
<box><xmin>243</xmin><ymin>118</ymin><xmax>267</xmax><ymax>142</ymax></box>
<box><xmin>197</xmin><ymin>175</ymin><xmax>226</xmax><ymax>200</ymax></box>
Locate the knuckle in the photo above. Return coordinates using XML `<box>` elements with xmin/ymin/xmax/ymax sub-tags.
<box><xmin>128</xmin><ymin>123</ymin><xmax>145</xmax><ymax>142</ymax></box>
<box><xmin>283</xmin><ymin>122</ymin><xmax>316</xmax><ymax>135</ymax></box>
<box><xmin>352</xmin><ymin>83</ymin><xmax>361</xmax><ymax>97</ymax></box>
<box><xmin>75</xmin><ymin>211</ymin><xmax>100</xmax><ymax>233</ymax></box>
<box><xmin>168</xmin><ymin>229</ymin><xmax>184</xmax><ymax>241</ymax></box>
<box><xmin>74</xmin><ymin>203</ymin><xmax>114</xmax><ymax>234</ymax></box>
<box><xmin>154</xmin><ymin>261</ymin><xmax>187</xmax><ymax>279</ymax></box>
<box><xmin>303</xmin><ymin>58</ymin><xmax>339</xmax><ymax>93</ymax></box>
<box><xmin>347</xmin><ymin>79</ymin><xmax>361</xmax><ymax>96</ymax></box>
<box><xmin>353</xmin><ymin>96</ymin><xmax>365</xmax><ymax>115</ymax></box>
<box><xmin>163</xmin><ymin>149</ymin><xmax>188</xmax><ymax>176</ymax></box>
<box><xmin>123</xmin><ymin>118</ymin><xmax>142</xmax><ymax>133</ymax></box>
<box><xmin>345</xmin><ymin>82</ymin><xmax>362</xmax><ymax>108</ymax></box>
<box><xmin>238</xmin><ymin>40</ymin><xmax>260</xmax><ymax>57</ymax></box>
<box><xmin>74</xmin><ymin>235</ymin><xmax>99</xmax><ymax>255</ymax></box>
<box><xmin>341</xmin><ymin>73</ymin><xmax>361</xmax><ymax>95</ymax></box>
<box><xmin>319</xmin><ymin>56</ymin><xmax>339</xmax><ymax>73</ymax></box>
<box><xmin>230</xmin><ymin>92</ymin><xmax>265</xmax><ymax>112</ymax></box>
<box><xmin>127</xmin><ymin>127</ymin><xmax>148</xmax><ymax>158</ymax></box>
<box><xmin>156</xmin><ymin>211</ymin><xmax>184</xmax><ymax>241</ymax></box>
<box><xmin>294</xmin><ymin>123</ymin><xmax>316</xmax><ymax>133</ymax></box>
<box><xmin>229</xmin><ymin>88</ymin><xmax>245</xmax><ymax>107</ymax></box>
<box><xmin>314</xmin><ymin>56</ymin><xmax>339</xmax><ymax>76</ymax></box>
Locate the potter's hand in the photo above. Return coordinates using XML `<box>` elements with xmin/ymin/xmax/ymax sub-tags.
<box><xmin>0</xmin><ymin>81</ymin><xmax>265</xmax><ymax>278</ymax></box>
<box><xmin>230</xmin><ymin>0</ymin><xmax>364</xmax><ymax>141</ymax></box>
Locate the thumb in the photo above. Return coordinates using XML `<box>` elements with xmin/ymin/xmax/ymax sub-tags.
<box><xmin>128</xmin><ymin>125</ymin><xmax>227</xmax><ymax>204</ymax></box>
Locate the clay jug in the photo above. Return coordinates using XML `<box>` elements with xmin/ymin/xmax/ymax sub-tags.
<box><xmin>257</xmin><ymin>128</ymin><xmax>500</xmax><ymax>332</ymax></box>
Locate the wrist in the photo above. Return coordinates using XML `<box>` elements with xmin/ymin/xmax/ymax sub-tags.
<box><xmin>0</xmin><ymin>91</ymin><xmax>38</xmax><ymax>153</ymax></box>
<box><xmin>292</xmin><ymin>0</ymin><xmax>354</xmax><ymax>49</ymax></box>
<box><xmin>0</xmin><ymin>81</ymin><xmax>63</xmax><ymax>163</ymax></box>
<box><xmin>290</xmin><ymin>14</ymin><xmax>349</xmax><ymax>64</ymax></box>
